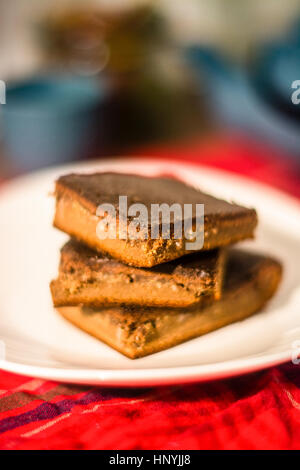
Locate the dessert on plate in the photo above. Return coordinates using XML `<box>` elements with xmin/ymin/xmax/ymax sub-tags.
<box><xmin>51</xmin><ymin>171</ymin><xmax>281</xmax><ymax>359</ymax></box>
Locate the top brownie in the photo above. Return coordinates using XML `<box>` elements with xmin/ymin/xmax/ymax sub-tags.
<box><xmin>54</xmin><ymin>172</ymin><xmax>257</xmax><ymax>267</ymax></box>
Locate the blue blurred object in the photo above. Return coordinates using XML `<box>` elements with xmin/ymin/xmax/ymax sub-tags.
<box><xmin>255</xmin><ymin>43</ymin><xmax>300</xmax><ymax>104</ymax></box>
<box><xmin>186</xmin><ymin>42</ymin><xmax>300</xmax><ymax>158</ymax></box>
<box><xmin>1</xmin><ymin>75</ymin><xmax>108</xmax><ymax>171</ymax></box>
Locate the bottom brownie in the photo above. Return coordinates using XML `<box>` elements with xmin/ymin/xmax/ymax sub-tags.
<box><xmin>57</xmin><ymin>249</ymin><xmax>282</xmax><ymax>359</ymax></box>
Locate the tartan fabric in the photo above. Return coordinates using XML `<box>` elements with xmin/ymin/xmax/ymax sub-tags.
<box><xmin>0</xmin><ymin>133</ymin><xmax>300</xmax><ymax>450</ymax></box>
<box><xmin>0</xmin><ymin>366</ymin><xmax>299</xmax><ymax>449</ymax></box>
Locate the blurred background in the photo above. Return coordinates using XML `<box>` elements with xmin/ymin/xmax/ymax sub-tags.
<box><xmin>1</xmin><ymin>0</ymin><xmax>300</xmax><ymax>188</ymax></box>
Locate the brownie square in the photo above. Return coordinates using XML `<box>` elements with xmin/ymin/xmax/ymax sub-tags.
<box><xmin>54</xmin><ymin>172</ymin><xmax>257</xmax><ymax>267</ymax></box>
<box><xmin>51</xmin><ymin>239</ymin><xmax>226</xmax><ymax>308</ymax></box>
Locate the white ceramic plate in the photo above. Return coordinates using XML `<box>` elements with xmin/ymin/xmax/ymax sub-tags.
<box><xmin>0</xmin><ymin>159</ymin><xmax>300</xmax><ymax>387</ymax></box>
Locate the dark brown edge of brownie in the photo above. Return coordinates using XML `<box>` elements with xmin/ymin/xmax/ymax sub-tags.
<box><xmin>55</xmin><ymin>176</ymin><xmax>258</xmax><ymax>229</ymax></box>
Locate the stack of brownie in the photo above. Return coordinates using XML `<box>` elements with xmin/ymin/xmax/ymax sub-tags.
<box><xmin>50</xmin><ymin>173</ymin><xmax>282</xmax><ymax>359</ymax></box>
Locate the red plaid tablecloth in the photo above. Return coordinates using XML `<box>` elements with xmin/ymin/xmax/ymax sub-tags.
<box><xmin>0</xmin><ymin>133</ymin><xmax>300</xmax><ymax>450</ymax></box>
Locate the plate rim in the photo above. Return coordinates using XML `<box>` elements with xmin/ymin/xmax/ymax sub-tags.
<box><xmin>0</xmin><ymin>350</ymin><xmax>292</xmax><ymax>387</ymax></box>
